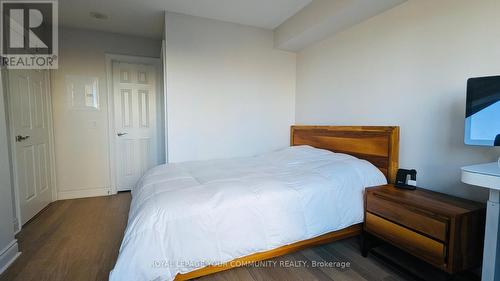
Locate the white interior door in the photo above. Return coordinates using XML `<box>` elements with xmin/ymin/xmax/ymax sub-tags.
<box><xmin>113</xmin><ymin>62</ymin><xmax>159</xmax><ymax>191</ymax></box>
<box><xmin>8</xmin><ymin>70</ymin><xmax>53</xmax><ymax>225</ymax></box>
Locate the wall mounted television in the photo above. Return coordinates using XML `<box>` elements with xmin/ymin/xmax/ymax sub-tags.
<box><xmin>465</xmin><ymin>75</ymin><xmax>500</xmax><ymax>146</ymax></box>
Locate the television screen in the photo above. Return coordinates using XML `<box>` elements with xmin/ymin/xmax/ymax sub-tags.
<box><xmin>465</xmin><ymin>76</ymin><xmax>500</xmax><ymax>146</ymax></box>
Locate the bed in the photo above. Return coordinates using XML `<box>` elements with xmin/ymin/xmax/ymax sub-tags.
<box><xmin>110</xmin><ymin>126</ymin><xmax>399</xmax><ymax>281</ymax></box>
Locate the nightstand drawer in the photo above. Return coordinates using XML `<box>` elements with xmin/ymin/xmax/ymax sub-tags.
<box><xmin>367</xmin><ymin>193</ymin><xmax>448</xmax><ymax>241</ymax></box>
<box><xmin>365</xmin><ymin>212</ymin><xmax>446</xmax><ymax>267</ymax></box>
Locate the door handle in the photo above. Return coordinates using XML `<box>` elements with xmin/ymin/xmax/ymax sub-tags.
<box><xmin>15</xmin><ymin>135</ymin><xmax>30</xmax><ymax>142</ymax></box>
<box><xmin>117</xmin><ymin>132</ymin><xmax>128</xmax><ymax>137</ymax></box>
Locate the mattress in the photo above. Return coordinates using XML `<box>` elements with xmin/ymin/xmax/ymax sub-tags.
<box><xmin>110</xmin><ymin>145</ymin><xmax>387</xmax><ymax>281</ymax></box>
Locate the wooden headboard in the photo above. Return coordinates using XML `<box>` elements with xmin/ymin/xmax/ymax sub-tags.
<box><xmin>291</xmin><ymin>126</ymin><xmax>400</xmax><ymax>183</ymax></box>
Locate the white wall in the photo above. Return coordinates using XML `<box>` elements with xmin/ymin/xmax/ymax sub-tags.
<box><xmin>296</xmin><ymin>0</ymin><xmax>500</xmax><ymax>201</ymax></box>
<box><xmin>52</xmin><ymin>28</ymin><xmax>161</xmax><ymax>199</ymax></box>
<box><xmin>0</xmin><ymin>72</ymin><xmax>19</xmax><ymax>273</ymax></box>
<box><xmin>165</xmin><ymin>12</ymin><xmax>296</xmax><ymax>162</ymax></box>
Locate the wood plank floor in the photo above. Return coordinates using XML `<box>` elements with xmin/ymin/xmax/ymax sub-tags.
<box><xmin>0</xmin><ymin>192</ymin><xmax>130</xmax><ymax>281</ymax></box>
<box><xmin>0</xmin><ymin>192</ymin><xmax>479</xmax><ymax>281</ymax></box>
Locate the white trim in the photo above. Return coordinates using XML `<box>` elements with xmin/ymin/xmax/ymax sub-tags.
<box><xmin>2</xmin><ymin>69</ymin><xmax>19</xmax><ymax>233</ymax></box>
<box><xmin>3</xmin><ymin>70</ymin><xmax>22</xmax><ymax>232</ymax></box>
<box><xmin>0</xmin><ymin>69</ymin><xmax>18</xmax><ymax>234</ymax></box>
<box><xmin>104</xmin><ymin>54</ymin><xmax>163</xmax><ymax>195</ymax></box>
<box><xmin>57</xmin><ymin>187</ymin><xmax>111</xmax><ymax>200</ymax></box>
<box><xmin>12</xmin><ymin>218</ymin><xmax>19</xmax><ymax>235</ymax></box>
<box><xmin>105</xmin><ymin>56</ymin><xmax>115</xmax><ymax>195</ymax></box>
<box><xmin>0</xmin><ymin>240</ymin><xmax>20</xmax><ymax>275</ymax></box>
<box><xmin>161</xmin><ymin>40</ymin><xmax>169</xmax><ymax>163</ymax></box>
<box><xmin>46</xmin><ymin>70</ymin><xmax>58</xmax><ymax>202</ymax></box>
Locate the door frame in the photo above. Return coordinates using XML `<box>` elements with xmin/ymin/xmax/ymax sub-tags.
<box><xmin>105</xmin><ymin>54</ymin><xmax>163</xmax><ymax>195</ymax></box>
<box><xmin>4</xmin><ymin>69</ymin><xmax>57</xmax><ymax>232</ymax></box>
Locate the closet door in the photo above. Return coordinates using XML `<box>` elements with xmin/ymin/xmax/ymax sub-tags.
<box><xmin>112</xmin><ymin>61</ymin><xmax>159</xmax><ymax>191</ymax></box>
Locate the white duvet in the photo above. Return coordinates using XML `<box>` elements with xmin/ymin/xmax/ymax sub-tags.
<box><xmin>110</xmin><ymin>146</ymin><xmax>387</xmax><ymax>281</ymax></box>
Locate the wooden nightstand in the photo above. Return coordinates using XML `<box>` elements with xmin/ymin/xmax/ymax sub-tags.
<box><xmin>363</xmin><ymin>184</ymin><xmax>486</xmax><ymax>275</ymax></box>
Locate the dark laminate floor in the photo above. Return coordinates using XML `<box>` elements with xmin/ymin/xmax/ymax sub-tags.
<box><xmin>0</xmin><ymin>192</ymin><xmax>479</xmax><ymax>281</ymax></box>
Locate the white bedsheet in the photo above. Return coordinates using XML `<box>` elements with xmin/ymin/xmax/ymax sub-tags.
<box><xmin>110</xmin><ymin>145</ymin><xmax>387</xmax><ymax>281</ymax></box>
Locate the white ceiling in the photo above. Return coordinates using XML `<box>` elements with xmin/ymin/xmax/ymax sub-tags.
<box><xmin>275</xmin><ymin>0</ymin><xmax>407</xmax><ymax>51</ymax></box>
<box><xmin>59</xmin><ymin>0</ymin><xmax>313</xmax><ymax>39</ymax></box>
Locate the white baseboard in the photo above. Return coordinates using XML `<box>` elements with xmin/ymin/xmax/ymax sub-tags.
<box><xmin>58</xmin><ymin>187</ymin><xmax>111</xmax><ymax>200</ymax></box>
<box><xmin>0</xmin><ymin>240</ymin><xmax>20</xmax><ymax>275</ymax></box>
